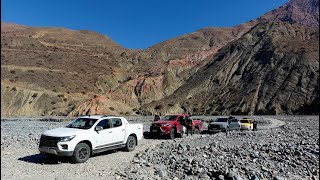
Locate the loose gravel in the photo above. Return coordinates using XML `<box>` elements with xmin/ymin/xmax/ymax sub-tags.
<box><xmin>1</xmin><ymin>116</ymin><xmax>318</xmax><ymax>180</ymax></box>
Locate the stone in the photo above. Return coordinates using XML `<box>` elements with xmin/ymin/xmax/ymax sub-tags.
<box><xmin>273</xmin><ymin>176</ymin><xmax>285</xmax><ymax>180</ymax></box>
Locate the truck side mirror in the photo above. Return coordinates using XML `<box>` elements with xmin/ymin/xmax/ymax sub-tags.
<box><xmin>95</xmin><ymin>126</ymin><xmax>103</xmax><ymax>131</ymax></box>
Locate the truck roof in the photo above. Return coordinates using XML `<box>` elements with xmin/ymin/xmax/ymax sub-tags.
<box><xmin>79</xmin><ymin>115</ymin><xmax>117</xmax><ymax>119</ymax></box>
<box><xmin>165</xmin><ymin>114</ymin><xmax>190</xmax><ymax>117</ymax></box>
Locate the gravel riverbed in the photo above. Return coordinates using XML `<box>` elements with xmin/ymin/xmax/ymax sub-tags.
<box><xmin>1</xmin><ymin>116</ymin><xmax>318</xmax><ymax>180</ymax></box>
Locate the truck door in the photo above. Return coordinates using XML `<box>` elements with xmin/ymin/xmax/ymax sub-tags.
<box><xmin>110</xmin><ymin>118</ymin><xmax>126</xmax><ymax>144</ymax></box>
<box><xmin>94</xmin><ymin>119</ymin><xmax>113</xmax><ymax>148</ymax></box>
<box><xmin>230</xmin><ymin>118</ymin><xmax>240</xmax><ymax>130</ymax></box>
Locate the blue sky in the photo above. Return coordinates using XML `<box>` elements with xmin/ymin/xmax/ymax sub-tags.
<box><xmin>2</xmin><ymin>0</ymin><xmax>288</xmax><ymax>49</ymax></box>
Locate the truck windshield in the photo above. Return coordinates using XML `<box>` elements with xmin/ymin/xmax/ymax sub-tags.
<box><xmin>162</xmin><ymin>115</ymin><xmax>178</xmax><ymax>121</ymax></box>
<box><xmin>66</xmin><ymin>118</ymin><xmax>99</xmax><ymax>129</ymax></box>
<box><xmin>216</xmin><ymin>118</ymin><xmax>228</xmax><ymax>122</ymax></box>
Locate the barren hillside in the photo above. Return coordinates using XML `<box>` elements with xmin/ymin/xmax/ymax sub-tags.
<box><xmin>1</xmin><ymin>0</ymin><xmax>319</xmax><ymax>116</ymax></box>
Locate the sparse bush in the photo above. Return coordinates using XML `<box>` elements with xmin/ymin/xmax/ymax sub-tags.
<box><xmin>51</xmin><ymin>101</ymin><xmax>56</xmax><ymax>105</ymax></box>
<box><xmin>11</xmin><ymin>87</ymin><xmax>17</xmax><ymax>91</ymax></box>
<box><xmin>109</xmin><ymin>107</ymin><xmax>115</xmax><ymax>111</ymax></box>
<box><xmin>32</xmin><ymin>93</ymin><xmax>38</xmax><ymax>98</ymax></box>
<box><xmin>192</xmin><ymin>107</ymin><xmax>198</xmax><ymax>113</ymax></box>
<box><xmin>10</xmin><ymin>70</ymin><xmax>16</xmax><ymax>74</ymax></box>
<box><xmin>155</xmin><ymin>105</ymin><xmax>163</xmax><ymax>110</ymax></box>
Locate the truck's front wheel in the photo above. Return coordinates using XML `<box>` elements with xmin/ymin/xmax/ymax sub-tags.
<box><xmin>125</xmin><ymin>136</ymin><xmax>136</xmax><ymax>151</ymax></box>
<box><xmin>193</xmin><ymin>128</ymin><xmax>200</xmax><ymax>134</ymax></box>
<box><xmin>71</xmin><ymin>143</ymin><xmax>91</xmax><ymax>163</ymax></box>
<box><xmin>169</xmin><ymin>128</ymin><xmax>175</xmax><ymax>139</ymax></box>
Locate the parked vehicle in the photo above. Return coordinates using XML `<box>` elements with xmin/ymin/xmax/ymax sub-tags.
<box><xmin>39</xmin><ymin>115</ymin><xmax>143</xmax><ymax>163</ymax></box>
<box><xmin>208</xmin><ymin>117</ymin><xmax>241</xmax><ymax>133</ymax></box>
<box><xmin>240</xmin><ymin>118</ymin><xmax>253</xmax><ymax>131</ymax></box>
<box><xmin>149</xmin><ymin>114</ymin><xmax>203</xmax><ymax>139</ymax></box>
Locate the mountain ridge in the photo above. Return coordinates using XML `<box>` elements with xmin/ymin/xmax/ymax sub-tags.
<box><xmin>1</xmin><ymin>0</ymin><xmax>319</xmax><ymax>116</ymax></box>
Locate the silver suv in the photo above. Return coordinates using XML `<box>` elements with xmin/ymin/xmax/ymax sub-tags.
<box><xmin>208</xmin><ymin>117</ymin><xmax>241</xmax><ymax>133</ymax></box>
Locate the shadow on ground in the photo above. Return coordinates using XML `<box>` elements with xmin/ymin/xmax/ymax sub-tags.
<box><xmin>143</xmin><ymin>130</ymin><xmax>218</xmax><ymax>139</ymax></box>
<box><xmin>19</xmin><ymin>149</ymin><xmax>122</xmax><ymax>165</ymax></box>
<box><xmin>18</xmin><ymin>153</ymin><xmax>70</xmax><ymax>164</ymax></box>
<box><xmin>143</xmin><ymin>131</ymin><xmax>170</xmax><ymax>140</ymax></box>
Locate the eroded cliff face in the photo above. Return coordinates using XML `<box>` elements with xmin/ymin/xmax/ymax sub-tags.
<box><xmin>1</xmin><ymin>83</ymin><xmax>83</xmax><ymax>116</ymax></box>
<box><xmin>141</xmin><ymin>22</ymin><xmax>319</xmax><ymax>115</ymax></box>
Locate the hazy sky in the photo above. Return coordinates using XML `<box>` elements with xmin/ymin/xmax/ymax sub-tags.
<box><xmin>2</xmin><ymin>0</ymin><xmax>288</xmax><ymax>49</ymax></box>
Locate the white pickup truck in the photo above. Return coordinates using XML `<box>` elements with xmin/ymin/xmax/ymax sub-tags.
<box><xmin>39</xmin><ymin>115</ymin><xmax>143</xmax><ymax>163</ymax></box>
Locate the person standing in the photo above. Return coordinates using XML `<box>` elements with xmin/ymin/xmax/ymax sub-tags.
<box><xmin>226</xmin><ymin>114</ymin><xmax>233</xmax><ymax>136</ymax></box>
<box><xmin>154</xmin><ymin>115</ymin><xmax>160</xmax><ymax>122</ymax></box>
<box><xmin>186</xmin><ymin>115</ymin><xmax>193</xmax><ymax>136</ymax></box>
<box><xmin>253</xmin><ymin>119</ymin><xmax>257</xmax><ymax>131</ymax></box>
<box><xmin>179</xmin><ymin>116</ymin><xmax>186</xmax><ymax>138</ymax></box>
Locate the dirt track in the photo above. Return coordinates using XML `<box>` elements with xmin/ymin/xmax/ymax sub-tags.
<box><xmin>2</xmin><ymin>116</ymin><xmax>316</xmax><ymax>180</ymax></box>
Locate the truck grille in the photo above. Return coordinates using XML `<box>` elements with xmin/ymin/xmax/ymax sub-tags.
<box><xmin>151</xmin><ymin>124</ymin><xmax>161</xmax><ymax>128</ymax></box>
<box><xmin>150</xmin><ymin>124</ymin><xmax>162</xmax><ymax>132</ymax></box>
<box><xmin>39</xmin><ymin>135</ymin><xmax>60</xmax><ymax>147</ymax></box>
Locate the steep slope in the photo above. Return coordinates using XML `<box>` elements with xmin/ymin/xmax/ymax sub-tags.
<box><xmin>141</xmin><ymin>22</ymin><xmax>319</xmax><ymax>115</ymax></box>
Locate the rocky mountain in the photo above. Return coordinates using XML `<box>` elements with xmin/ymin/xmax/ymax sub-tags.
<box><xmin>258</xmin><ymin>0</ymin><xmax>319</xmax><ymax>27</ymax></box>
<box><xmin>1</xmin><ymin>0</ymin><xmax>319</xmax><ymax>116</ymax></box>
<box><xmin>141</xmin><ymin>22</ymin><xmax>319</xmax><ymax>115</ymax></box>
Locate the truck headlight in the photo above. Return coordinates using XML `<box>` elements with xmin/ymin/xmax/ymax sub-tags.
<box><xmin>162</xmin><ymin>124</ymin><xmax>170</xmax><ymax>126</ymax></box>
<box><xmin>59</xmin><ymin>135</ymin><xmax>76</xmax><ymax>142</ymax></box>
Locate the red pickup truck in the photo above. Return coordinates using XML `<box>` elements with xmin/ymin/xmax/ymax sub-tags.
<box><xmin>149</xmin><ymin>114</ymin><xmax>203</xmax><ymax>139</ymax></box>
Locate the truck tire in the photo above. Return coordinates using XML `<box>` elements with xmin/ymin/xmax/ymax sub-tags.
<box><xmin>193</xmin><ymin>128</ymin><xmax>200</xmax><ymax>134</ymax></box>
<box><xmin>169</xmin><ymin>128</ymin><xmax>175</xmax><ymax>139</ymax></box>
<box><xmin>71</xmin><ymin>143</ymin><xmax>91</xmax><ymax>163</ymax></box>
<box><xmin>125</xmin><ymin>136</ymin><xmax>136</xmax><ymax>151</ymax></box>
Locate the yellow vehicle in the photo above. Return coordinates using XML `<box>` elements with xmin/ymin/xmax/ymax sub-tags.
<box><xmin>240</xmin><ymin>118</ymin><xmax>253</xmax><ymax>131</ymax></box>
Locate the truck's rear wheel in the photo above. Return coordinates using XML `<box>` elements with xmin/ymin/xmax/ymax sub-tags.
<box><xmin>169</xmin><ymin>128</ymin><xmax>175</xmax><ymax>139</ymax></box>
<box><xmin>125</xmin><ymin>136</ymin><xmax>136</xmax><ymax>151</ymax></box>
<box><xmin>71</xmin><ymin>143</ymin><xmax>91</xmax><ymax>163</ymax></box>
<box><xmin>193</xmin><ymin>128</ymin><xmax>200</xmax><ymax>134</ymax></box>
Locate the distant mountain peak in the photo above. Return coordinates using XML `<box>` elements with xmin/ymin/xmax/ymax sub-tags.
<box><xmin>258</xmin><ymin>0</ymin><xmax>319</xmax><ymax>27</ymax></box>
